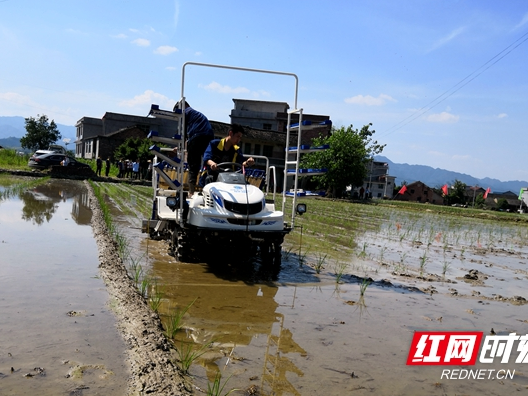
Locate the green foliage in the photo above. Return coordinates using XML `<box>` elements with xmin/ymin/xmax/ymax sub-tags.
<box><xmin>0</xmin><ymin>148</ymin><xmax>30</xmax><ymax>169</ymax></box>
<box><xmin>114</xmin><ymin>138</ymin><xmax>153</xmax><ymax>162</ymax></box>
<box><xmin>448</xmin><ymin>179</ymin><xmax>466</xmax><ymax>204</ymax></box>
<box><xmin>20</xmin><ymin>115</ymin><xmax>61</xmax><ymax>152</ymax></box>
<box><xmin>300</xmin><ymin>124</ymin><xmax>385</xmax><ymax>197</ymax></box>
<box><xmin>474</xmin><ymin>193</ymin><xmax>485</xmax><ymax>208</ymax></box>
<box><xmin>496</xmin><ymin>198</ymin><xmax>509</xmax><ymax>211</ymax></box>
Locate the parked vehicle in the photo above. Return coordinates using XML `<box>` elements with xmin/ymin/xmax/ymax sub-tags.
<box><xmin>31</xmin><ymin>144</ymin><xmax>68</xmax><ymax>158</ymax></box>
<box><xmin>28</xmin><ymin>153</ymin><xmax>90</xmax><ymax>170</ymax></box>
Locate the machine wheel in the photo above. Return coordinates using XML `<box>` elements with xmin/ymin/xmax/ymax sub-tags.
<box><xmin>175</xmin><ymin>228</ymin><xmax>196</xmax><ymax>262</ymax></box>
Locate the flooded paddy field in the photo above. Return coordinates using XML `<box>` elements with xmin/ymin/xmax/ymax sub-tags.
<box><xmin>2</xmin><ymin>176</ymin><xmax>528</xmax><ymax>395</ymax></box>
<box><xmin>104</xmin><ymin>182</ymin><xmax>528</xmax><ymax>395</ymax></box>
<box><xmin>0</xmin><ymin>176</ymin><xmax>128</xmax><ymax>396</ymax></box>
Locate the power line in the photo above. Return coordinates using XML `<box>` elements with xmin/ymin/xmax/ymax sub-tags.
<box><xmin>379</xmin><ymin>30</ymin><xmax>528</xmax><ymax>138</ymax></box>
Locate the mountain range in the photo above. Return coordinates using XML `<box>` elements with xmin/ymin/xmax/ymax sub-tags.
<box><xmin>1</xmin><ymin>116</ymin><xmax>526</xmax><ymax>193</ymax></box>
<box><xmin>375</xmin><ymin>155</ymin><xmax>527</xmax><ymax>194</ymax></box>
<box><xmin>0</xmin><ymin>116</ymin><xmax>76</xmax><ymax>151</ymax></box>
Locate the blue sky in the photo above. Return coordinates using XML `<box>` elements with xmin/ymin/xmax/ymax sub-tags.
<box><xmin>1</xmin><ymin>0</ymin><xmax>527</xmax><ymax>182</ymax></box>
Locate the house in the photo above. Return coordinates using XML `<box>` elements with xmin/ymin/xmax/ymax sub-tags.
<box><xmin>483</xmin><ymin>191</ymin><xmax>522</xmax><ymax>212</ymax></box>
<box><xmin>350</xmin><ymin>160</ymin><xmax>396</xmax><ymax>199</ymax></box>
<box><xmin>394</xmin><ymin>181</ymin><xmax>444</xmax><ymax>204</ymax></box>
<box><xmin>75</xmin><ymin>112</ymin><xmax>179</xmax><ymax>160</ymax></box>
<box><xmin>230</xmin><ymin>99</ymin><xmax>331</xmax><ymax>144</ymax></box>
<box><xmin>75</xmin><ymin>100</ymin><xmax>331</xmax><ymax>190</ymax></box>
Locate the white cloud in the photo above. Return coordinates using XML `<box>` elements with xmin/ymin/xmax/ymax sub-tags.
<box><xmin>166</xmin><ymin>66</ymin><xmax>177</xmax><ymax>71</ymax></box>
<box><xmin>425</xmin><ymin>112</ymin><xmax>459</xmax><ymax>123</ymax></box>
<box><xmin>428</xmin><ymin>26</ymin><xmax>465</xmax><ymax>52</ymax></box>
<box><xmin>195</xmin><ymin>51</ymin><xmax>202</xmax><ymax>56</ymax></box>
<box><xmin>112</xmin><ymin>33</ymin><xmax>127</xmax><ymax>39</ymax></box>
<box><xmin>514</xmin><ymin>13</ymin><xmax>528</xmax><ymax>30</ymax></box>
<box><xmin>199</xmin><ymin>81</ymin><xmax>250</xmax><ymax>95</ymax></box>
<box><xmin>497</xmin><ymin>113</ymin><xmax>508</xmax><ymax>119</ymax></box>
<box><xmin>344</xmin><ymin>94</ymin><xmax>396</xmax><ymax>106</ymax></box>
<box><xmin>119</xmin><ymin>90</ymin><xmax>173</xmax><ymax>109</ymax></box>
<box><xmin>131</xmin><ymin>38</ymin><xmax>150</xmax><ymax>47</ymax></box>
<box><xmin>154</xmin><ymin>45</ymin><xmax>178</xmax><ymax>55</ymax></box>
<box><xmin>174</xmin><ymin>1</ymin><xmax>180</xmax><ymax>28</ymax></box>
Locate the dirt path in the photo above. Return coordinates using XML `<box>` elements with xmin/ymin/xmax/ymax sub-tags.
<box><xmin>85</xmin><ymin>181</ymin><xmax>192</xmax><ymax>396</ymax></box>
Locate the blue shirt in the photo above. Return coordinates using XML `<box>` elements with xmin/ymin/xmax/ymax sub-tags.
<box><xmin>185</xmin><ymin>107</ymin><xmax>213</xmax><ymax>142</ymax></box>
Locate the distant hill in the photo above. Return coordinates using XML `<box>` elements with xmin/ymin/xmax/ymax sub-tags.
<box><xmin>0</xmin><ymin>116</ymin><xmax>76</xmax><ymax>152</ymax></box>
<box><xmin>376</xmin><ymin>155</ymin><xmax>528</xmax><ymax>194</ymax></box>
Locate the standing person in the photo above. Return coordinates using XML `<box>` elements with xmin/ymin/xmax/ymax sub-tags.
<box><xmin>96</xmin><ymin>156</ymin><xmax>102</xmax><ymax>176</ymax></box>
<box><xmin>126</xmin><ymin>160</ymin><xmax>132</xmax><ymax>178</ymax></box>
<box><xmin>146</xmin><ymin>160</ymin><xmax>153</xmax><ymax>180</ymax></box>
<box><xmin>202</xmin><ymin>123</ymin><xmax>254</xmax><ymax>185</ymax></box>
<box><xmin>175</xmin><ymin>101</ymin><xmax>214</xmax><ymax>198</ymax></box>
<box><xmin>117</xmin><ymin>159</ymin><xmax>124</xmax><ymax>178</ymax></box>
<box><xmin>105</xmin><ymin>157</ymin><xmax>111</xmax><ymax>177</ymax></box>
<box><xmin>132</xmin><ymin>159</ymin><xmax>140</xmax><ymax>180</ymax></box>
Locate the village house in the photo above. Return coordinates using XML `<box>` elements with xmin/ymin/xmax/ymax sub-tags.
<box><xmin>349</xmin><ymin>160</ymin><xmax>396</xmax><ymax>200</ymax></box>
<box><xmin>74</xmin><ymin>99</ymin><xmax>332</xmax><ymax>190</ymax></box>
<box><xmin>393</xmin><ymin>181</ymin><xmax>444</xmax><ymax>204</ymax></box>
<box><xmin>75</xmin><ymin>112</ymin><xmax>180</xmax><ymax>161</ymax></box>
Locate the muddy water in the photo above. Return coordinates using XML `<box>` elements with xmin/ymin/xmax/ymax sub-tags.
<box><xmin>116</xmin><ymin>225</ymin><xmax>528</xmax><ymax>395</ymax></box>
<box><xmin>0</xmin><ymin>179</ymin><xmax>128</xmax><ymax>396</ymax></box>
<box><xmin>6</xmin><ymin>177</ymin><xmax>527</xmax><ymax>395</ymax></box>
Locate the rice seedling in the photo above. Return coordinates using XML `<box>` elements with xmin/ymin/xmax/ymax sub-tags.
<box><xmin>359</xmin><ymin>277</ymin><xmax>371</xmax><ymax>297</ymax></box>
<box><xmin>207</xmin><ymin>373</ymin><xmax>238</xmax><ymax>396</ymax></box>
<box><xmin>298</xmin><ymin>249</ymin><xmax>308</xmax><ymax>267</ymax></box>
<box><xmin>313</xmin><ymin>253</ymin><xmax>327</xmax><ymax>274</ymax></box>
<box><xmin>282</xmin><ymin>246</ymin><xmax>294</xmax><ymax>260</ymax></box>
<box><xmin>176</xmin><ymin>341</ymin><xmax>211</xmax><ymax>374</ymax></box>
<box><xmin>139</xmin><ymin>276</ymin><xmax>151</xmax><ymax>298</ymax></box>
<box><xmin>419</xmin><ymin>251</ymin><xmax>428</xmax><ymax>277</ymax></box>
<box><xmin>149</xmin><ymin>280</ymin><xmax>163</xmax><ymax>313</ymax></box>
<box><xmin>378</xmin><ymin>246</ymin><xmax>386</xmax><ymax>264</ymax></box>
<box><xmin>164</xmin><ymin>298</ymin><xmax>197</xmax><ymax>339</ymax></box>
<box><xmin>357</xmin><ymin>242</ymin><xmax>368</xmax><ymax>259</ymax></box>
<box><xmin>333</xmin><ymin>260</ymin><xmax>348</xmax><ymax>283</ymax></box>
<box><xmin>441</xmin><ymin>261</ymin><xmax>451</xmax><ymax>278</ymax></box>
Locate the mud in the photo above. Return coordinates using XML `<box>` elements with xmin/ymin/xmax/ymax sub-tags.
<box><xmin>85</xmin><ymin>181</ymin><xmax>192</xmax><ymax>396</ymax></box>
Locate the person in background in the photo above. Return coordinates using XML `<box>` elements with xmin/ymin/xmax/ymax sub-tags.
<box><xmin>96</xmin><ymin>156</ymin><xmax>102</xmax><ymax>176</ymax></box>
<box><xmin>146</xmin><ymin>160</ymin><xmax>153</xmax><ymax>180</ymax></box>
<box><xmin>175</xmin><ymin>101</ymin><xmax>214</xmax><ymax>198</ymax></box>
<box><xmin>132</xmin><ymin>159</ymin><xmax>140</xmax><ymax>180</ymax></box>
<box><xmin>105</xmin><ymin>157</ymin><xmax>111</xmax><ymax>177</ymax></box>
<box><xmin>202</xmin><ymin>123</ymin><xmax>254</xmax><ymax>184</ymax></box>
<box><xmin>126</xmin><ymin>160</ymin><xmax>132</xmax><ymax>178</ymax></box>
<box><xmin>117</xmin><ymin>159</ymin><xmax>124</xmax><ymax>178</ymax></box>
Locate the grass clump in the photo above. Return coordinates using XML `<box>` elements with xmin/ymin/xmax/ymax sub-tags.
<box><xmin>207</xmin><ymin>373</ymin><xmax>238</xmax><ymax>396</ymax></box>
<box><xmin>164</xmin><ymin>298</ymin><xmax>197</xmax><ymax>339</ymax></box>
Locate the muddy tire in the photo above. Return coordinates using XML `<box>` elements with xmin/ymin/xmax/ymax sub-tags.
<box><xmin>175</xmin><ymin>229</ymin><xmax>196</xmax><ymax>262</ymax></box>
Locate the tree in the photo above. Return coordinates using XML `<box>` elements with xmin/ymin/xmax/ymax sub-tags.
<box><xmin>114</xmin><ymin>137</ymin><xmax>153</xmax><ymax>163</ymax></box>
<box><xmin>496</xmin><ymin>198</ymin><xmax>509</xmax><ymax>211</ymax></box>
<box><xmin>474</xmin><ymin>193</ymin><xmax>485</xmax><ymax>209</ymax></box>
<box><xmin>20</xmin><ymin>115</ymin><xmax>61</xmax><ymax>152</ymax></box>
<box><xmin>300</xmin><ymin>124</ymin><xmax>385</xmax><ymax>198</ymax></box>
<box><xmin>448</xmin><ymin>179</ymin><xmax>467</xmax><ymax>205</ymax></box>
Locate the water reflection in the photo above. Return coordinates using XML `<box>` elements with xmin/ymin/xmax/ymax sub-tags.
<box><xmin>150</xmin><ymin>256</ymin><xmax>306</xmax><ymax>395</ymax></box>
<box><xmin>17</xmin><ymin>180</ymin><xmax>92</xmax><ymax>225</ymax></box>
